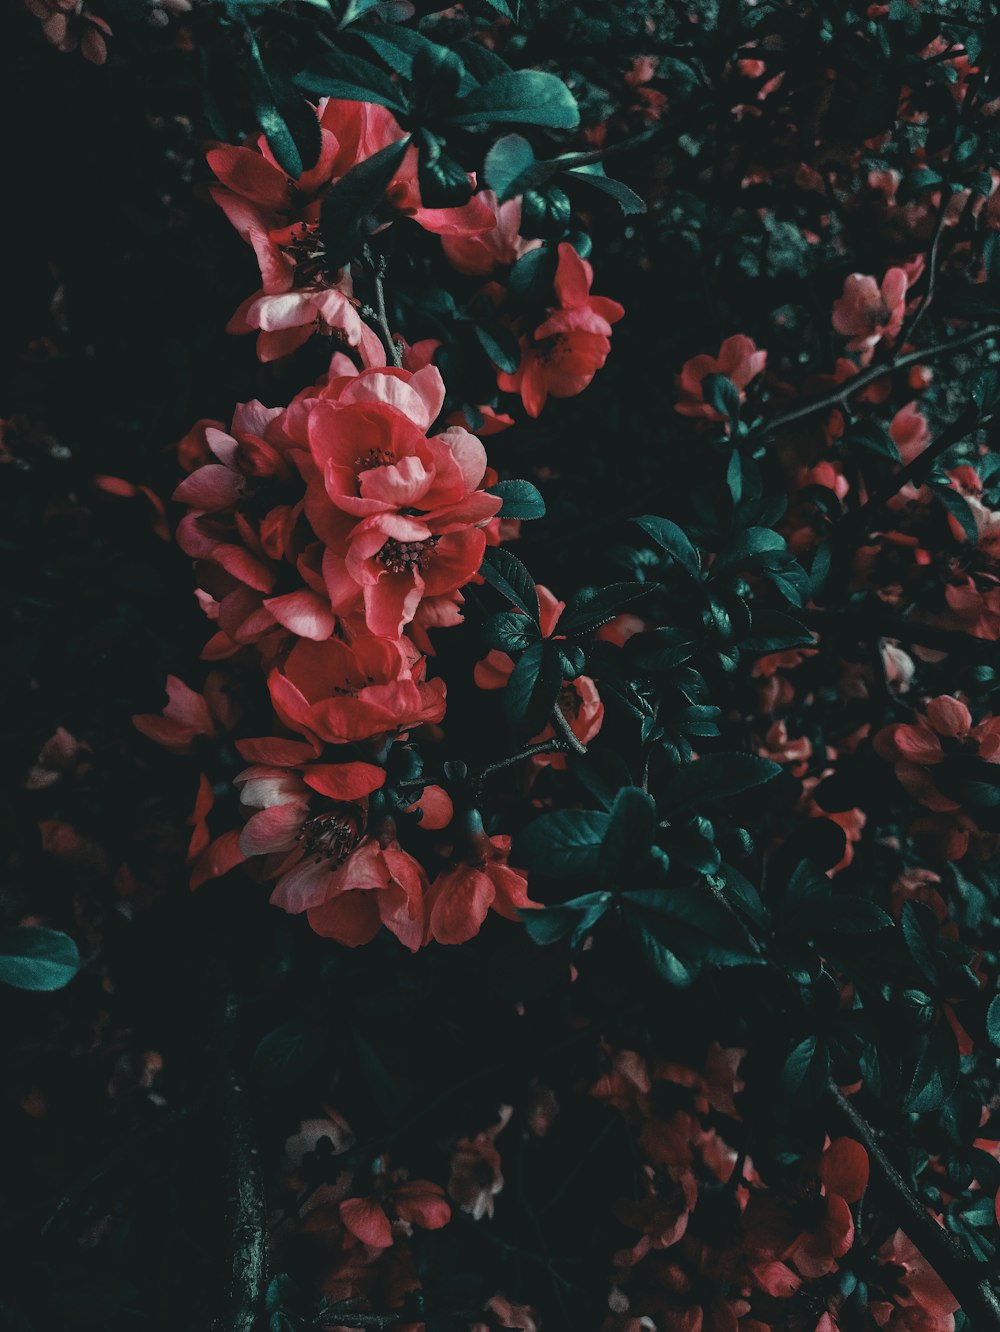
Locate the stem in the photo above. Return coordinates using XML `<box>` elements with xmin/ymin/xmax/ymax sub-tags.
<box><xmin>756</xmin><ymin>326</ymin><xmax>1000</xmax><ymax>439</ymax></box>
<box><xmin>363</xmin><ymin>246</ymin><xmax>401</xmax><ymax>368</ymax></box>
<box><xmin>844</xmin><ymin>401</ymin><xmax>980</xmax><ymax>533</ymax></box>
<box><xmin>828</xmin><ymin>1083</ymin><xmax>1000</xmax><ymax>1331</ymax></box>
<box><xmin>549</xmin><ymin>699</ymin><xmax>588</xmax><ymax>755</ymax></box>
<box><xmin>212</xmin><ymin>995</ymin><xmax>268</xmax><ymax>1332</ymax></box>
<box><xmin>474</xmin><ymin>738</ymin><xmax>571</xmax><ymax>781</ymax></box>
<box><xmin>394</xmin><ymin>739</ymin><xmax>572</xmax><ymax>794</ymax></box>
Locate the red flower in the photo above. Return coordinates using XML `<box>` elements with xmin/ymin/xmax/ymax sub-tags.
<box><xmin>425</xmin><ymin>829</ymin><xmax>538</xmax><ymax>945</ymax></box>
<box><xmin>207</xmin><ymin>99</ymin><xmax>493</xmax><ymax>359</ymax></box>
<box><xmin>339</xmin><ymin>1171</ymin><xmax>451</xmax><ymax>1249</ymax></box>
<box><xmin>872</xmin><ymin>1230</ymin><xmax>959</xmax><ymax>1332</ymax></box>
<box><xmin>440</xmin><ymin>191</ymin><xmax>541</xmax><ymax>276</ymax></box>
<box><xmin>133</xmin><ymin>672</ymin><xmax>238</xmax><ymax>754</ymax></box>
<box><xmin>267</xmin><ymin>634</ymin><xmax>446</xmax><ymax>748</ymax></box>
<box><xmin>874</xmin><ymin>695</ymin><xmax>1000</xmax><ymax>812</ymax></box>
<box><xmin>497</xmin><ymin>243</ymin><xmax>624</xmax><ymax>417</ymax></box>
<box><xmin>675</xmin><ymin>335</ymin><xmax>767</xmax><ymax>422</ymax></box>
<box><xmin>785</xmin><ymin>1137</ymin><xmax>869</xmax><ymax>1279</ymax></box>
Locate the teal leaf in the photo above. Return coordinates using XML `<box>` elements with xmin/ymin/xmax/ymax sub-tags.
<box><xmin>0</xmin><ymin>927</ymin><xmax>80</xmax><ymax>992</ymax></box>
<box><xmin>452</xmin><ymin>70</ymin><xmax>580</xmax><ymax>129</ymax></box>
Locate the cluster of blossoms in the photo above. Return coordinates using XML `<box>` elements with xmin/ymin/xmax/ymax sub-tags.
<box><xmin>143</xmin><ymin>352</ymin><xmax>555</xmax><ymax>948</ymax></box>
<box><xmin>207</xmin><ymin>97</ymin><xmax>621</xmax><ymax>416</ymax></box>
<box><xmin>591</xmin><ymin>1047</ymin><xmax>958</xmax><ymax>1332</ymax></box>
<box><xmin>133</xmin><ymin>80</ymin><xmax>632</xmax><ymax>956</ymax></box>
<box><xmin>32</xmin><ymin>5</ymin><xmax>1000</xmax><ymax>1329</ymax></box>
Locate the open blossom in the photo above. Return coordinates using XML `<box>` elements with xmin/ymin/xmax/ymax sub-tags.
<box><xmin>497</xmin><ymin>242</ymin><xmax>625</xmax><ymax>418</ymax></box>
<box><xmin>425</xmin><ymin>825</ymin><xmax>538</xmax><ymax>945</ymax></box>
<box><xmin>207</xmin><ymin>99</ymin><xmax>493</xmax><ymax>359</ymax></box>
<box><xmin>303</xmin><ymin>369</ymin><xmax>502</xmax><ymax>638</ymax></box>
<box><xmin>439</xmin><ymin>191</ymin><xmax>541</xmax><ymax>275</ymax></box>
<box><xmin>232</xmin><ymin>760</ymin><xmax>428</xmax><ymax>948</ymax></box>
<box><xmin>874</xmin><ymin>695</ymin><xmax>1000</xmax><ymax>811</ymax></box>
<box><xmin>133</xmin><ymin>672</ymin><xmax>239</xmax><ymax>754</ymax></box>
<box><xmin>175</xmin><ymin>362</ymin><xmax>501</xmax><ymax>648</ymax></box>
<box><xmin>339</xmin><ymin>1167</ymin><xmax>451</xmax><ymax>1249</ymax></box>
<box><xmin>268</xmin><ymin>634</ymin><xmax>446</xmax><ymax>749</ymax></box>
<box><xmin>875</xmin><ymin>695</ymin><xmax>1000</xmax><ymax>858</ymax></box>
<box><xmin>674</xmin><ymin>334</ymin><xmax>767</xmax><ymax>421</ymax></box>
<box><xmin>872</xmin><ymin>1230</ymin><xmax>959</xmax><ymax>1332</ymax></box>
<box><xmin>832</xmin><ymin>267</ymin><xmax>909</xmax><ymax>361</ymax></box>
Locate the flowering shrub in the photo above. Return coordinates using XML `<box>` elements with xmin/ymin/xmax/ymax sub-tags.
<box><xmin>9</xmin><ymin>2</ymin><xmax>1000</xmax><ymax>1332</ymax></box>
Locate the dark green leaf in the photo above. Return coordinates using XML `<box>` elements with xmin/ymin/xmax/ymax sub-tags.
<box><xmin>566</xmin><ymin>163</ymin><xmax>646</xmax><ymax>214</ymax></box>
<box><xmin>660</xmin><ymin>754</ymin><xmax>781</xmax><ymax>813</ymax></box>
<box><xmin>626</xmin><ymin>627</ymin><xmax>698</xmax><ymax>672</ymax></box>
<box><xmin>474</xmin><ymin>321</ymin><xmax>522</xmax><ymax>375</ymax></box>
<box><xmin>557</xmin><ymin>582</ymin><xmax>647</xmax><ymax>636</ymax></box>
<box><xmin>514</xmin><ymin>808</ymin><xmax>612</xmax><ymax>879</ymax></box>
<box><xmin>484</xmin><ymin>134</ymin><xmax>557</xmax><ymax>202</ymax></box>
<box><xmin>598</xmin><ymin>786</ymin><xmax>657</xmax><ymax>879</ymax></box>
<box><xmin>520</xmin><ymin>891</ymin><xmax>611</xmax><ymax>945</ymax></box>
<box><xmin>632</xmin><ymin>515</ymin><xmax>701</xmax><ymax>577</ymax></box>
<box><xmin>987</xmin><ymin>993</ymin><xmax>1000</xmax><ymax>1047</ymax></box>
<box><xmin>505</xmin><ymin>640</ymin><xmax>544</xmax><ymax>727</ymax></box>
<box><xmin>251</xmin><ymin>1019</ymin><xmax>325</xmax><ymax>1088</ymax></box>
<box><xmin>295</xmin><ymin>49</ymin><xmax>410</xmax><ymax>114</ymax></box>
<box><xmin>319</xmin><ymin>137</ymin><xmax>411</xmax><ymax>271</ymax></box>
<box><xmin>483</xmin><ymin>610</ymin><xmax>539</xmax><ymax>653</ymax></box>
<box><xmin>452</xmin><ymin>70</ymin><xmax>580</xmax><ymax>129</ymax></box>
<box><xmin>480</xmin><ymin>545</ymin><xmax>540</xmax><ymax>622</ymax></box>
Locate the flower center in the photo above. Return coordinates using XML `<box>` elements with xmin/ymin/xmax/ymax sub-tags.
<box><xmin>538</xmin><ymin>333</ymin><xmax>570</xmax><ymax>365</ymax></box>
<box><xmin>357</xmin><ymin>448</ymin><xmax>395</xmax><ymax>471</ymax></box>
<box><xmin>379</xmin><ymin>537</ymin><xmax>436</xmax><ymax>574</ymax></box>
<box><xmin>298</xmin><ymin>808</ymin><xmax>361</xmax><ymax>865</ymax></box>
<box><xmin>281</xmin><ymin>226</ymin><xmax>339</xmax><ymax>288</ymax></box>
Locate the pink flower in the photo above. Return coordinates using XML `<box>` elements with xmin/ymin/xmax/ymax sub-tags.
<box><xmin>675</xmin><ymin>335</ymin><xmax>767</xmax><ymax>422</ymax></box>
<box><xmin>497</xmin><ymin>243</ymin><xmax>624</xmax><ymax>418</ymax></box>
<box><xmin>425</xmin><ymin>830</ymin><xmax>538</xmax><ymax>945</ymax></box>
<box><xmin>832</xmin><ymin>268</ymin><xmax>909</xmax><ymax>361</ymax></box>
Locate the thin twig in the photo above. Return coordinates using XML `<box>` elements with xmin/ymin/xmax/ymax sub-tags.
<box><xmin>845</xmin><ymin>401</ymin><xmax>980</xmax><ymax>533</ymax></box>
<box><xmin>755</xmin><ymin>326</ymin><xmax>1000</xmax><ymax>439</ymax></box>
<box><xmin>549</xmin><ymin>700</ymin><xmax>588</xmax><ymax>755</ymax></box>
<box><xmin>475</xmin><ymin>739</ymin><xmax>570</xmax><ymax>780</ymax></box>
